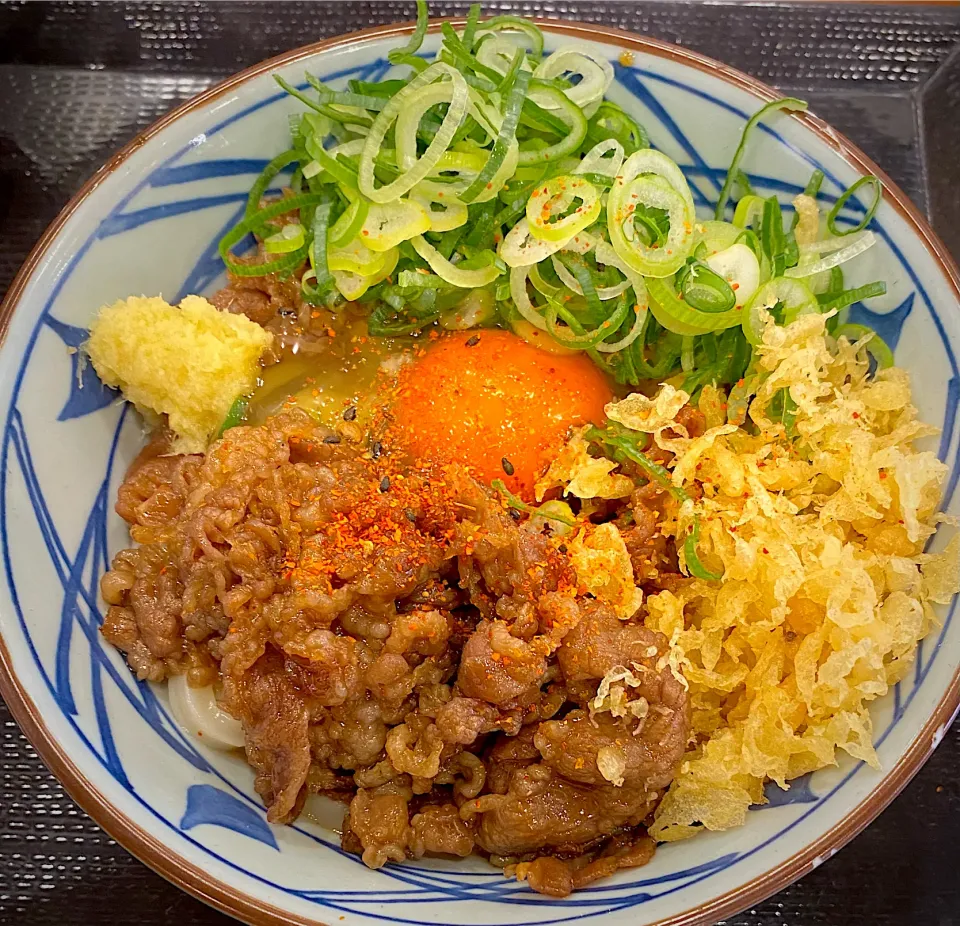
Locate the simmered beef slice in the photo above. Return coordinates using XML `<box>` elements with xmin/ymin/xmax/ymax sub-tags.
<box><xmin>473</xmin><ymin>763</ymin><xmax>657</xmax><ymax>857</ymax></box>
<box><xmin>100</xmin><ymin>408</ymin><xmax>695</xmax><ymax>893</ymax></box>
<box><xmin>232</xmin><ymin>650</ymin><xmax>311</xmax><ymax>823</ymax></box>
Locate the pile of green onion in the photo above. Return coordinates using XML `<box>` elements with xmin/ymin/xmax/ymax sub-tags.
<box><xmin>219</xmin><ymin>0</ymin><xmax>890</xmax><ymax>402</ymax></box>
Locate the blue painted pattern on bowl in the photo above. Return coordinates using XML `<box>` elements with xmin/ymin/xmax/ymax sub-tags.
<box><xmin>0</xmin><ymin>22</ymin><xmax>957</xmax><ymax>926</ymax></box>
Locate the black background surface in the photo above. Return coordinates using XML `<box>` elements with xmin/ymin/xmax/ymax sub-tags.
<box><xmin>0</xmin><ymin>3</ymin><xmax>958</xmax><ymax>924</ymax></box>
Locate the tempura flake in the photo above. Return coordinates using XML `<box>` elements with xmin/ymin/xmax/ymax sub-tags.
<box><xmin>597</xmin><ymin>313</ymin><xmax>958</xmax><ymax>841</ymax></box>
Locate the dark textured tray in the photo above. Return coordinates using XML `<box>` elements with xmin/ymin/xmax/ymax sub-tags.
<box><xmin>1</xmin><ymin>3</ymin><xmax>959</xmax><ymax>925</ymax></box>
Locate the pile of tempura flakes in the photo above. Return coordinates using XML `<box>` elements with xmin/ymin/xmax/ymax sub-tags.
<box><xmin>545</xmin><ymin>312</ymin><xmax>959</xmax><ymax>842</ymax></box>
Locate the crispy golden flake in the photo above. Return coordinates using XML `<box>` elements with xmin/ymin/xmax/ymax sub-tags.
<box><xmin>570</xmin><ymin>522</ymin><xmax>643</xmax><ymax>619</ymax></box>
<box><xmin>598</xmin><ymin>315</ymin><xmax>954</xmax><ymax>842</ymax></box>
<box><xmin>534</xmin><ymin>427</ymin><xmax>634</xmax><ymax>502</ymax></box>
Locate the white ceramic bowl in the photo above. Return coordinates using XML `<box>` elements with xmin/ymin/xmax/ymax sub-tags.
<box><xmin>0</xmin><ymin>19</ymin><xmax>958</xmax><ymax>926</ymax></box>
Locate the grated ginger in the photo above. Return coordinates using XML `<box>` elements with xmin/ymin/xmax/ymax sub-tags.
<box><xmin>589</xmin><ymin>313</ymin><xmax>960</xmax><ymax>841</ymax></box>
<box><xmin>86</xmin><ymin>295</ymin><xmax>272</xmax><ymax>453</ymax></box>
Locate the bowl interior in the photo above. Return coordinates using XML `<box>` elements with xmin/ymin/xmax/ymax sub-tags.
<box><xmin>0</xmin><ymin>24</ymin><xmax>958</xmax><ymax>926</ymax></box>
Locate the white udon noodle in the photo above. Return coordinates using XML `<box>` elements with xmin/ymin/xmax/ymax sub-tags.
<box><xmin>167</xmin><ymin>679</ymin><xmax>348</xmax><ymax>828</ymax></box>
<box><xmin>167</xmin><ymin>674</ymin><xmax>245</xmax><ymax>750</ymax></box>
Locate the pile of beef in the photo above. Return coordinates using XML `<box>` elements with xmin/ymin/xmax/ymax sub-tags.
<box><xmin>101</xmin><ymin>408</ymin><xmax>690</xmax><ymax>896</ymax></box>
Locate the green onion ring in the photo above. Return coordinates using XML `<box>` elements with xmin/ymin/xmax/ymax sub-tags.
<box><xmin>219</xmin><ymin>193</ymin><xmax>326</xmax><ymax>276</ymax></box>
<box><xmin>714</xmin><ymin>97</ymin><xmax>807</xmax><ymax>221</ymax></box>
<box><xmin>833</xmin><ymin>322</ymin><xmax>894</xmax><ymax>369</ymax></box>
<box><xmin>817</xmin><ymin>280</ymin><xmax>886</xmax><ymax>312</ymax></box>
<box><xmin>329</xmin><ymin>197</ymin><xmax>370</xmax><ymax>248</ymax></box>
<box><xmin>388</xmin><ymin>0</ymin><xmax>429</xmax><ymax>64</ymax></box>
<box><xmin>827</xmin><ymin>175</ymin><xmax>883</xmax><ymax>237</ymax></box>
<box><xmin>517</xmin><ymin>83</ymin><xmax>588</xmax><ymax>166</ymax></box>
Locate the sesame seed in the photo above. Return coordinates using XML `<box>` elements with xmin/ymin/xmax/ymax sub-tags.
<box><xmin>465</xmin><ymin>335</ymin><xmax>480</xmax><ymax>347</ymax></box>
<box><xmin>405</xmin><ymin>508</ymin><xmax>417</xmax><ymax>522</ymax></box>
<box><xmin>343</xmin><ymin>406</ymin><xmax>358</xmax><ymax>421</ymax></box>
<box><xmin>323</xmin><ymin>434</ymin><xmax>341</xmax><ymax>445</ymax></box>
<box><xmin>380</xmin><ymin>476</ymin><xmax>391</xmax><ymax>493</ymax></box>
<box><xmin>501</xmin><ymin>457</ymin><xmax>515</xmax><ymax>476</ymax></box>
<box><xmin>508</xmin><ymin>508</ymin><xmax>522</xmax><ymax>521</ymax></box>
<box><xmin>371</xmin><ymin>440</ymin><xmax>383</xmax><ymax>459</ymax></box>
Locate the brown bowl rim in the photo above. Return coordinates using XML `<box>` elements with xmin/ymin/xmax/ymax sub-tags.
<box><xmin>0</xmin><ymin>15</ymin><xmax>958</xmax><ymax>926</ymax></box>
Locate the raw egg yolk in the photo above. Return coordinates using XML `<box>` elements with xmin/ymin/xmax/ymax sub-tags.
<box><xmin>388</xmin><ymin>329</ymin><xmax>613</xmax><ymax>499</ymax></box>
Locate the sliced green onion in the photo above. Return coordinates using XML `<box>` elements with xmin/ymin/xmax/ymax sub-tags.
<box><xmin>527</xmin><ymin>175</ymin><xmax>601</xmax><ymax>242</ymax></box>
<box><xmin>331</xmin><ymin>248</ymin><xmax>398</xmax><ymax>302</ymax></box>
<box><xmin>510</xmin><ymin>265</ymin><xmax>550</xmax><ymax>330</ymax></box>
<box><xmin>608</xmin><ymin>150</ymin><xmax>696</xmax><ymax>277</ymax></box>
<box><xmin>733</xmin><ymin>194</ymin><xmax>765</xmax><ymax>230</ymax></box>
<box><xmin>533</xmin><ymin>47</ymin><xmax>614</xmax><ymax>111</ymax></box>
<box><xmin>491</xmin><ymin>479</ymin><xmax>576</xmax><ymax>525</ymax></box>
<box><xmin>275</xmin><ymin>75</ymin><xmax>364</xmax><ymax>127</ymax></box>
<box><xmin>390</xmin><ymin>52</ymin><xmax>430</xmax><ymax>74</ymax></box>
<box><xmin>682</xmin><ymin>516</ymin><xmax>722</xmax><ymax>581</ymax></box>
<box><xmin>519</xmin><ymin>94</ymin><xmax>573</xmax><ymax>139</ymax></box>
<box><xmin>704</xmin><ymin>242</ymin><xmax>761</xmax><ymax>307</ymax></box>
<box><xmin>646</xmin><ymin>276</ymin><xmax>743</xmax><ymax>336</ymax></box>
<box><xmin>460</xmin><ymin>55</ymin><xmax>530</xmax><ymax>203</ymax></box>
<box><xmin>440</xmin><ymin>22</ymin><xmax>503</xmax><ymax>84</ymax></box>
<box><xmin>263</xmin><ymin>223</ymin><xmax>306</xmax><ymax>254</ymax></box>
<box><xmin>760</xmin><ymin>196</ymin><xmax>788</xmax><ymax>275</ymax></box>
<box><xmin>550</xmin><ymin>255</ymin><xmax>630</xmax><ymax>301</ymax></box>
<box><xmin>742</xmin><ymin>276</ymin><xmax>818</xmax><ymax>345</ymax></box>
<box><xmin>697</xmin><ymin>220</ymin><xmax>741</xmax><ymax>256</ymax></box>
<box><xmin>827</xmin><ymin>175</ymin><xmax>882</xmax><ymax>237</ymax></box>
<box><xmin>462</xmin><ymin>3</ymin><xmax>482</xmax><ymax>50</ymax></box>
<box><xmin>219</xmin><ymin>193</ymin><xmax>324</xmax><ymax>276</ymax></box>
<box><xmin>217</xmin><ymin>396</ymin><xmax>249</xmax><ymax>437</ymax></box>
<box><xmin>244</xmin><ymin>149</ymin><xmax>300</xmax><ymax>219</ymax></box>
<box><xmin>786</xmin><ymin>230</ymin><xmax>876</xmax><ymax>278</ymax></box>
<box><xmin>517</xmin><ymin>83</ymin><xmax>588</xmax><ymax>166</ymax></box>
<box><xmin>304</xmin><ymin>136</ymin><xmax>359</xmax><ymax>187</ymax></box>
<box><xmin>817</xmin><ymin>280</ymin><xmax>886</xmax><ymax>312</ymax></box>
<box><xmin>388</xmin><ymin>0</ymin><xmax>429</xmax><ymax>64</ymax></box>
<box><xmin>833</xmin><ymin>323</ymin><xmax>894</xmax><ymax>369</ymax></box>
<box><xmin>576</xmin><ymin>138</ymin><xmax>625</xmax><ymax>180</ymax></box>
<box><xmin>596</xmin><ymin>300</ymin><xmax>647</xmax><ymax>354</ymax></box>
<box><xmin>569</xmin><ymin>258</ymin><xmax>604</xmax><ymax>318</ymax></box>
<box><xmin>397</xmin><ymin>269</ymin><xmax>448</xmax><ymax>289</ymax></box>
<box><xmin>349</xmin><ymin>78</ymin><xmax>409</xmax><ymax>97</ymax></box>
<box><xmin>328</xmin><ymin>235</ymin><xmax>387</xmax><ymax>275</ymax></box>
<box><xmin>676</xmin><ymin>260</ymin><xmax>737</xmax><ymax>313</ymax></box>
<box><xmin>359</xmin><ymin>199</ymin><xmax>432</xmax><ymax>252</ymax></box>
<box><xmin>714</xmin><ymin>97</ymin><xmax>808</xmax><ymax>221</ymax></box>
<box><xmin>411</xmin><ymin>235</ymin><xmax>503</xmax><ymax>287</ymax></box>
<box><xmin>586</xmin><ymin>101</ymin><xmax>648</xmax><ymax>154</ymax></box>
<box><xmin>500</xmin><ymin>218</ymin><xmax>578</xmax><ymax>267</ymax></box>
<box><xmin>360</xmin><ymin>63</ymin><xmax>470</xmax><ymax>204</ymax></box>
<box><xmin>476</xmin><ymin>16</ymin><xmax>545</xmax><ymax>58</ymax></box>
<box><xmin>306</xmin><ymin>192</ymin><xmax>336</xmax><ymax>299</ymax></box>
<box><xmin>329</xmin><ymin>197</ymin><xmax>370</xmax><ymax>248</ymax></box>
<box><xmin>369</xmin><ymin>301</ymin><xmax>441</xmax><ymax>336</ymax></box>
<box><xmin>410</xmin><ymin>186</ymin><xmax>470</xmax><ymax>232</ymax></box>
<box><xmin>545</xmin><ymin>291</ymin><xmax>630</xmax><ymax>350</ymax></box>
<box><xmin>733</xmin><ymin>169</ymin><xmax>754</xmax><ymax>200</ymax></box>
<box><xmin>312</xmin><ymin>85</ymin><xmax>389</xmax><ymax>112</ymax></box>
<box><xmin>587</xmin><ymin>425</ymin><xmax>722</xmax><ymax>580</ymax></box>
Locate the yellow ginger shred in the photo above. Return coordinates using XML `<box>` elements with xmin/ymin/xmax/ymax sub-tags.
<box><xmin>86</xmin><ymin>295</ymin><xmax>272</xmax><ymax>453</ymax></box>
